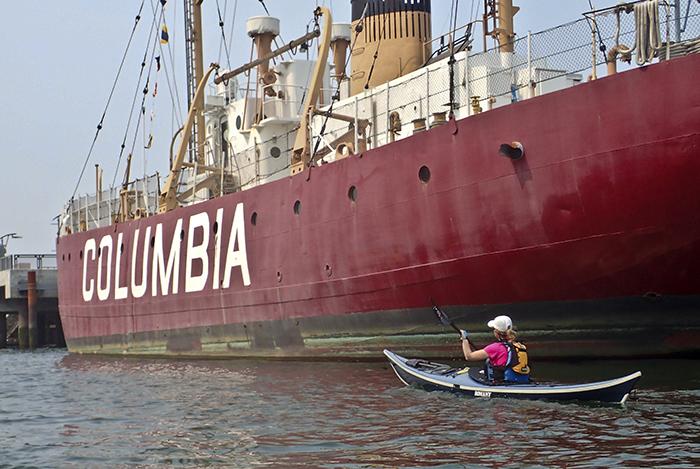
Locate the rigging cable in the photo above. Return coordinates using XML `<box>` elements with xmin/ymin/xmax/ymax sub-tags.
<box><xmin>449</xmin><ymin>0</ymin><xmax>460</xmax><ymax>115</ymax></box>
<box><xmin>164</xmin><ymin>0</ymin><xmax>183</xmax><ymax>121</ymax></box>
<box><xmin>215</xmin><ymin>0</ymin><xmax>234</xmax><ymax>69</ymax></box>
<box><xmin>226</xmin><ymin>0</ymin><xmax>240</xmax><ymax>68</ymax></box>
<box><xmin>70</xmin><ymin>0</ymin><xmax>146</xmax><ymax>200</ymax></box>
<box><xmin>149</xmin><ymin>0</ymin><xmax>184</xmax><ymax>126</ymax></box>
<box><xmin>112</xmin><ymin>1</ymin><xmax>164</xmax><ymax>187</ymax></box>
<box><xmin>363</xmin><ymin>4</ymin><xmax>388</xmax><ymax>89</ymax></box>
<box><xmin>126</xmin><ymin>6</ymin><xmax>167</xmax><ymax>172</ymax></box>
<box><xmin>453</xmin><ymin>0</ymin><xmax>460</xmax><ymax>33</ymax></box>
<box><xmin>587</xmin><ymin>0</ymin><xmax>609</xmax><ymax>64</ymax></box>
<box><xmin>258</xmin><ymin>0</ymin><xmax>270</xmax><ymax>16</ymax></box>
<box><xmin>312</xmin><ymin>4</ymin><xmax>368</xmax><ymax>159</ymax></box>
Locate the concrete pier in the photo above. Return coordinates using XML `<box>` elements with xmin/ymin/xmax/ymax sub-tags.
<box><xmin>0</xmin><ymin>254</ymin><xmax>63</xmax><ymax>349</ymax></box>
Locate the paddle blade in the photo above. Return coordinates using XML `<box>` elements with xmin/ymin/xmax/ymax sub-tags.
<box><xmin>432</xmin><ymin>305</ymin><xmax>452</xmax><ymax>327</ymax></box>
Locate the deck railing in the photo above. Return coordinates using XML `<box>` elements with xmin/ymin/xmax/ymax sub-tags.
<box><xmin>0</xmin><ymin>254</ymin><xmax>57</xmax><ymax>272</ymax></box>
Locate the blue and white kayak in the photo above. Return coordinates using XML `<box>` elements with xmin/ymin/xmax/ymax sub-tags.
<box><xmin>384</xmin><ymin>350</ymin><xmax>642</xmax><ymax>405</ymax></box>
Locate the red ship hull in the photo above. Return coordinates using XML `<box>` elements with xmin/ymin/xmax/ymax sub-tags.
<box><xmin>56</xmin><ymin>54</ymin><xmax>700</xmax><ymax>359</ymax></box>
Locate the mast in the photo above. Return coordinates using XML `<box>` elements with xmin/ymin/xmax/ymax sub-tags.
<box><xmin>184</xmin><ymin>0</ymin><xmax>206</xmax><ymax>166</ymax></box>
<box><xmin>484</xmin><ymin>0</ymin><xmax>519</xmax><ymax>53</ymax></box>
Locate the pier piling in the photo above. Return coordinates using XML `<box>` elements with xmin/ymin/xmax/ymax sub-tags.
<box><xmin>17</xmin><ymin>303</ymin><xmax>28</xmax><ymax>349</ymax></box>
<box><xmin>27</xmin><ymin>271</ymin><xmax>38</xmax><ymax>349</ymax></box>
<box><xmin>0</xmin><ymin>313</ymin><xmax>6</xmax><ymax>348</ymax></box>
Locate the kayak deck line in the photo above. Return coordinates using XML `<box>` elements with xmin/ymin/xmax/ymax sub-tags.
<box><xmin>384</xmin><ymin>349</ymin><xmax>642</xmax><ymax>404</ymax></box>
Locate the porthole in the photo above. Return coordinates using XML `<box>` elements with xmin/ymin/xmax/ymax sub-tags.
<box><xmin>251</xmin><ymin>211</ymin><xmax>258</xmax><ymax>226</ymax></box>
<box><xmin>348</xmin><ymin>185</ymin><xmax>358</xmax><ymax>202</ymax></box>
<box><xmin>418</xmin><ymin>165</ymin><xmax>431</xmax><ymax>183</ymax></box>
<box><xmin>80</xmin><ymin>250</ymin><xmax>83</xmax><ymax>260</ymax></box>
<box><xmin>180</xmin><ymin>229</ymin><xmax>185</xmax><ymax>240</ymax></box>
<box><xmin>213</xmin><ymin>221</ymin><xmax>219</xmax><ymax>235</ymax></box>
<box><xmin>235</xmin><ymin>115</ymin><xmax>242</xmax><ymax>129</ymax></box>
<box><xmin>293</xmin><ymin>200</ymin><xmax>301</xmax><ymax>215</ymax></box>
<box><xmin>68</xmin><ymin>253</ymin><xmax>71</xmax><ymax>262</ymax></box>
<box><xmin>325</xmin><ymin>264</ymin><xmax>332</xmax><ymax>277</ymax></box>
<box><xmin>277</xmin><ymin>271</ymin><xmax>283</xmax><ymax>283</ymax></box>
<box><xmin>270</xmin><ymin>146</ymin><xmax>281</xmax><ymax>158</ymax></box>
<box><xmin>62</xmin><ymin>254</ymin><xmax>65</xmax><ymax>262</ymax></box>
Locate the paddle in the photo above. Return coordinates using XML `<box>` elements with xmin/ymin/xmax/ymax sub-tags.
<box><xmin>430</xmin><ymin>300</ymin><xmax>478</xmax><ymax>349</ymax></box>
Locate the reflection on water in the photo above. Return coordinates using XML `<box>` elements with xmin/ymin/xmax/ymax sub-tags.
<box><xmin>1</xmin><ymin>349</ymin><xmax>699</xmax><ymax>468</ymax></box>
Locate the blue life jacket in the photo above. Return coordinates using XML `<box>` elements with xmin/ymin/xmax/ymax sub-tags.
<box><xmin>485</xmin><ymin>340</ymin><xmax>530</xmax><ymax>384</ymax></box>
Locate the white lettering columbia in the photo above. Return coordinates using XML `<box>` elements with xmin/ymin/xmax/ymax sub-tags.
<box><xmin>80</xmin><ymin>203</ymin><xmax>250</xmax><ymax>302</ymax></box>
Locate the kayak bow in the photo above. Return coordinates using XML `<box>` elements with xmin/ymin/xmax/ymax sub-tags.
<box><xmin>384</xmin><ymin>350</ymin><xmax>641</xmax><ymax>405</ymax></box>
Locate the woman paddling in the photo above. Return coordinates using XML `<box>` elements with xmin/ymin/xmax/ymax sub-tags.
<box><xmin>460</xmin><ymin>315</ymin><xmax>531</xmax><ymax>383</ymax></box>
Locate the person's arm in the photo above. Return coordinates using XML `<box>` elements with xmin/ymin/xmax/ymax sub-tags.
<box><xmin>462</xmin><ymin>337</ymin><xmax>488</xmax><ymax>361</ymax></box>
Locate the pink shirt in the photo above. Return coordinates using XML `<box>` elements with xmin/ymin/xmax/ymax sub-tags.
<box><xmin>484</xmin><ymin>342</ymin><xmax>509</xmax><ymax>367</ymax></box>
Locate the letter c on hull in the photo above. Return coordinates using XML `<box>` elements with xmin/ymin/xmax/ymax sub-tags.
<box><xmin>82</xmin><ymin>238</ymin><xmax>96</xmax><ymax>301</ymax></box>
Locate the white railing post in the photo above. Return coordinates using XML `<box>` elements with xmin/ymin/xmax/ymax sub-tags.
<box><xmin>665</xmin><ymin>0</ymin><xmax>671</xmax><ymax>61</ymax></box>
<box><xmin>527</xmin><ymin>30</ymin><xmax>533</xmax><ymax>98</ymax></box>
<box><xmin>465</xmin><ymin>53</ymin><xmax>471</xmax><ymax>116</ymax></box>
<box><xmin>385</xmin><ymin>82</ymin><xmax>390</xmax><ymax>145</ymax></box>
<box><xmin>591</xmin><ymin>13</ymin><xmax>598</xmax><ymax>80</ymax></box>
<box><xmin>354</xmin><ymin>95</ymin><xmax>359</xmax><ymax>152</ymax></box>
<box><xmin>308</xmin><ymin>106</ymin><xmax>314</xmax><ymax>163</ymax></box>
<box><xmin>192</xmin><ymin>161</ymin><xmax>197</xmax><ymax>203</ymax></box>
<box><xmin>83</xmin><ymin>195</ymin><xmax>88</xmax><ymax>230</ymax></box>
<box><xmin>425</xmin><ymin>67</ymin><xmax>431</xmax><ymax>121</ymax></box>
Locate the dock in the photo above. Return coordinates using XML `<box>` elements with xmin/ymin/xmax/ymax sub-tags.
<box><xmin>0</xmin><ymin>254</ymin><xmax>64</xmax><ymax>349</ymax></box>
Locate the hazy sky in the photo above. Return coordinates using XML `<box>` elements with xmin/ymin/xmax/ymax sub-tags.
<box><xmin>0</xmin><ymin>0</ymin><xmax>625</xmax><ymax>253</ymax></box>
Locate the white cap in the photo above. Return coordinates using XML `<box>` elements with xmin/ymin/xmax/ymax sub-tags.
<box><xmin>487</xmin><ymin>315</ymin><xmax>513</xmax><ymax>332</ymax></box>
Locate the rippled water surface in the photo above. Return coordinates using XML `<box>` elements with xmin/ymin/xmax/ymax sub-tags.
<box><xmin>1</xmin><ymin>350</ymin><xmax>699</xmax><ymax>468</ymax></box>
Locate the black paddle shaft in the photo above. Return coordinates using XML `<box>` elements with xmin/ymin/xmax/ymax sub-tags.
<box><xmin>431</xmin><ymin>303</ymin><xmax>478</xmax><ymax>349</ymax></box>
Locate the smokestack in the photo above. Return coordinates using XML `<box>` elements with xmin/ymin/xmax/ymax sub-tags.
<box><xmin>350</xmin><ymin>0</ymin><xmax>432</xmax><ymax>96</ymax></box>
<box><xmin>246</xmin><ymin>16</ymin><xmax>280</xmax><ymax>90</ymax></box>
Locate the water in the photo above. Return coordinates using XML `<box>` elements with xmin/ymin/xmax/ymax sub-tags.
<box><xmin>1</xmin><ymin>350</ymin><xmax>699</xmax><ymax>468</ymax></box>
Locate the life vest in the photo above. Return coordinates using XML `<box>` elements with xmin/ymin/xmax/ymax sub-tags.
<box><xmin>486</xmin><ymin>340</ymin><xmax>530</xmax><ymax>383</ymax></box>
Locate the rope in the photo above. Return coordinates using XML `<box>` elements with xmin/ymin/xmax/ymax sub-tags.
<box><xmin>635</xmin><ymin>0</ymin><xmax>663</xmax><ymax>64</ymax></box>
<box><xmin>70</xmin><ymin>0</ymin><xmax>146</xmax><ymax>200</ymax></box>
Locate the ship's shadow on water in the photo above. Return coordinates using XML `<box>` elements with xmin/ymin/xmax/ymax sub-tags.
<box><xmin>1</xmin><ymin>350</ymin><xmax>698</xmax><ymax>468</ymax></box>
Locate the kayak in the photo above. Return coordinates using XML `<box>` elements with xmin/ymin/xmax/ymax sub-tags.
<box><xmin>384</xmin><ymin>350</ymin><xmax>642</xmax><ymax>405</ymax></box>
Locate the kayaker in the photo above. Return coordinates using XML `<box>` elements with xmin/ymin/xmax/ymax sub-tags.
<box><xmin>460</xmin><ymin>315</ymin><xmax>530</xmax><ymax>383</ymax></box>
